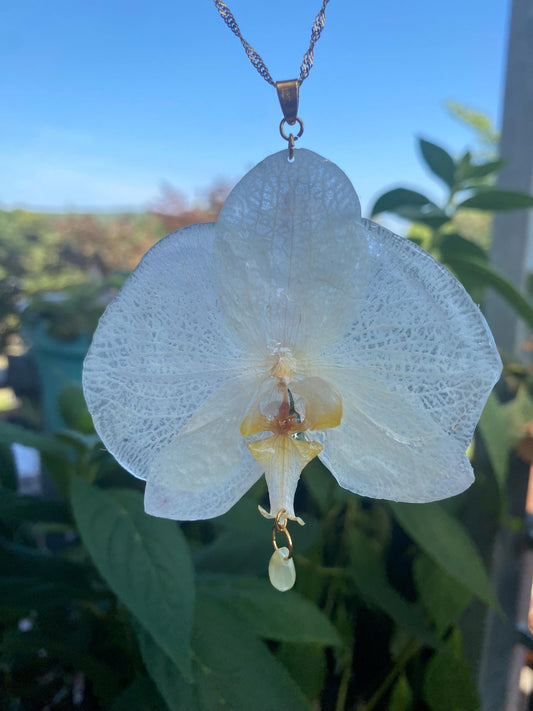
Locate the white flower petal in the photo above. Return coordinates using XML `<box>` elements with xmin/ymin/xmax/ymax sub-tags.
<box><xmin>214</xmin><ymin>149</ymin><xmax>368</xmax><ymax>359</ymax></box>
<box><xmin>319</xmin><ymin>403</ymin><xmax>474</xmax><ymax>502</ymax></box>
<box><xmin>144</xmin><ymin>376</ymin><xmax>263</xmax><ymax>520</ymax></box>
<box><xmin>318</xmin><ymin>219</ymin><xmax>501</xmax><ymax>449</ymax></box>
<box><xmin>83</xmin><ymin>223</ymin><xmax>248</xmax><ymax>480</ymax></box>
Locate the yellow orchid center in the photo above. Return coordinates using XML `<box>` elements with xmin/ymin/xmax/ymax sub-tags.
<box><xmin>240</xmin><ymin>376</ymin><xmax>342</xmax><ymax>521</ymax></box>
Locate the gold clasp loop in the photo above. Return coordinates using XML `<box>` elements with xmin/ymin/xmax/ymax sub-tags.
<box><xmin>279</xmin><ymin>117</ymin><xmax>304</xmax><ymax>159</ymax></box>
<box><xmin>271</xmin><ymin>508</ymin><xmax>294</xmax><ymax>559</ymax></box>
<box><xmin>276</xmin><ymin>79</ymin><xmax>304</xmax><ymax>159</ymax></box>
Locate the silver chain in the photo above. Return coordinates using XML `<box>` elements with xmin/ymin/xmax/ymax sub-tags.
<box><xmin>212</xmin><ymin>0</ymin><xmax>332</xmax><ymax>87</ymax></box>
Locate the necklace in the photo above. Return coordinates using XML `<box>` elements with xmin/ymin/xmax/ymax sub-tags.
<box><xmin>83</xmin><ymin>2</ymin><xmax>502</xmax><ymax>592</ymax></box>
<box><xmin>213</xmin><ymin>0</ymin><xmax>330</xmax><ymax>158</ymax></box>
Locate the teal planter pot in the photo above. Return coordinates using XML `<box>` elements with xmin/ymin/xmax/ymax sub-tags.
<box><xmin>23</xmin><ymin>323</ymin><xmax>91</xmax><ymax>432</ymax></box>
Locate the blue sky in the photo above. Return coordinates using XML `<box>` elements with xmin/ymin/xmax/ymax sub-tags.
<box><xmin>0</xmin><ymin>0</ymin><xmax>509</xmax><ymax>215</ymax></box>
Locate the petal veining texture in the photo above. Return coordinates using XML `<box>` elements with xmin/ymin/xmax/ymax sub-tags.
<box><xmin>214</xmin><ymin>149</ymin><xmax>368</xmax><ymax>360</ymax></box>
<box><xmin>318</xmin><ymin>407</ymin><xmax>475</xmax><ymax>503</ymax></box>
<box><xmin>145</xmin><ymin>376</ymin><xmax>263</xmax><ymax>520</ymax></box>
<box><xmin>318</xmin><ymin>219</ymin><xmax>502</xmax><ymax>451</ymax></box>
<box><xmin>83</xmin><ymin>223</ymin><xmax>249</xmax><ymax>480</ymax></box>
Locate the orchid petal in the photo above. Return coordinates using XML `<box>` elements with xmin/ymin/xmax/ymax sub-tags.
<box><xmin>319</xmin><ymin>402</ymin><xmax>474</xmax><ymax>502</ymax></box>
<box><xmin>290</xmin><ymin>376</ymin><xmax>342</xmax><ymax>431</ymax></box>
<box><xmin>318</xmin><ymin>219</ymin><xmax>501</xmax><ymax>449</ymax></box>
<box><xmin>248</xmin><ymin>435</ymin><xmax>322</xmax><ymax>517</ymax></box>
<box><xmin>214</xmin><ymin>149</ymin><xmax>368</xmax><ymax>359</ymax></box>
<box><xmin>83</xmin><ymin>223</ymin><xmax>247</xmax><ymax>480</ymax></box>
<box><xmin>145</xmin><ymin>375</ymin><xmax>263</xmax><ymax>520</ymax></box>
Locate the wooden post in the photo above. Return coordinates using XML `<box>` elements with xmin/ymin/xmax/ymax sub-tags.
<box><xmin>481</xmin><ymin>1</ymin><xmax>533</xmax><ymax>709</ymax></box>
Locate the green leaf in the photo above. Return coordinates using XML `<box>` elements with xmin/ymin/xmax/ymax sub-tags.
<box><xmin>459</xmin><ymin>159</ymin><xmax>506</xmax><ymax>182</ymax></box>
<box><xmin>136</xmin><ymin>596</ymin><xmax>311</xmax><ymax>711</ymax></box>
<box><xmin>40</xmin><ymin>450</ymin><xmax>76</xmax><ymax>499</ymax></box>
<box><xmin>195</xmin><ymin>596</ymin><xmax>310</xmax><ymax>711</ymax></box>
<box><xmin>370</xmin><ymin>188</ymin><xmax>437</xmax><ymax>217</ymax></box>
<box><xmin>456</xmin><ymin>151</ymin><xmax>472</xmax><ymax>180</ymax></box>
<box><xmin>199</xmin><ymin>499</ymin><xmax>320</xmax><ymax>576</ymax></box>
<box><xmin>277</xmin><ymin>643</ymin><xmax>326</xmax><ymax>700</ymax></box>
<box><xmin>348</xmin><ymin>531</ymin><xmax>439</xmax><ymax>647</ymax></box>
<box><xmin>438</xmin><ymin>233</ymin><xmax>488</xmax><ymax>264</ymax></box>
<box><xmin>477</xmin><ymin>393</ymin><xmax>509</xmax><ymax>489</ymax></box>
<box><xmin>457</xmin><ymin>189</ymin><xmax>533</xmax><ymax>211</ymax></box>
<box><xmin>135</xmin><ymin>623</ymin><xmax>200</xmax><ymax>711</ymax></box>
<box><xmin>419</xmin><ymin>138</ymin><xmax>456</xmax><ymax>188</ymax></box>
<box><xmin>389</xmin><ymin>502</ymin><xmax>497</xmax><ymax>609</ymax></box>
<box><xmin>413</xmin><ymin>555</ymin><xmax>472</xmax><ymax>637</ymax></box>
<box><xmin>70</xmin><ymin>479</ymin><xmax>195</xmax><ymax>680</ymax></box>
<box><xmin>389</xmin><ymin>674</ymin><xmax>413</xmax><ymax>711</ymax></box>
<box><xmin>0</xmin><ymin>421</ymin><xmax>75</xmax><ymax>462</ymax></box>
<box><xmin>393</xmin><ymin>204</ymin><xmax>450</xmax><ymax>229</ymax></box>
<box><xmin>58</xmin><ymin>383</ymin><xmax>95</xmax><ymax>434</ymax></box>
<box><xmin>423</xmin><ymin>651</ymin><xmax>480</xmax><ymax>711</ymax></box>
<box><xmin>302</xmin><ymin>457</ymin><xmax>335</xmax><ymax>512</ymax></box>
<box><xmin>445</xmin><ymin>255</ymin><xmax>533</xmax><ymax>330</ymax></box>
<box><xmin>199</xmin><ymin>575</ymin><xmax>341</xmax><ymax>646</ymax></box>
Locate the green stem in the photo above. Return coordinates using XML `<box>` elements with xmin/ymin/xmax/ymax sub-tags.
<box><xmin>361</xmin><ymin>639</ymin><xmax>421</xmax><ymax>711</ymax></box>
<box><xmin>335</xmin><ymin>647</ymin><xmax>354</xmax><ymax>711</ymax></box>
<box><xmin>294</xmin><ymin>555</ymin><xmax>345</xmax><ymax>577</ymax></box>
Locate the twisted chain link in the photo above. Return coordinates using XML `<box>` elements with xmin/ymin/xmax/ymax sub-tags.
<box><xmin>212</xmin><ymin>0</ymin><xmax>331</xmax><ymax>87</ymax></box>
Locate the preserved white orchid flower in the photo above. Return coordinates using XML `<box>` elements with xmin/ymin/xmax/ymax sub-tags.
<box><xmin>83</xmin><ymin>149</ymin><xmax>502</xmax><ymax>590</ymax></box>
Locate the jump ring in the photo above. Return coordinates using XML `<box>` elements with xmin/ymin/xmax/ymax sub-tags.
<box><xmin>279</xmin><ymin>117</ymin><xmax>304</xmax><ymax>141</ymax></box>
<box><xmin>272</xmin><ymin>508</ymin><xmax>293</xmax><ymax>559</ymax></box>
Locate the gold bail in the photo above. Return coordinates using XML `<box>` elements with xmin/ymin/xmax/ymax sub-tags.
<box><xmin>276</xmin><ymin>79</ymin><xmax>299</xmax><ymax>124</ymax></box>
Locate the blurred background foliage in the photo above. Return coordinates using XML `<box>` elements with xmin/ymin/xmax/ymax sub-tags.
<box><xmin>2</xmin><ymin>105</ymin><xmax>533</xmax><ymax>710</ymax></box>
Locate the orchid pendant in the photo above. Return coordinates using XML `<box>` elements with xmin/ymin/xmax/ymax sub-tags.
<box><xmin>83</xmin><ymin>149</ymin><xmax>502</xmax><ymax>591</ymax></box>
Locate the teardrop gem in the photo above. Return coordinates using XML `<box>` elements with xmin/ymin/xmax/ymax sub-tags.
<box><xmin>268</xmin><ymin>546</ymin><xmax>296</xmax><ymax>592</ymax></box>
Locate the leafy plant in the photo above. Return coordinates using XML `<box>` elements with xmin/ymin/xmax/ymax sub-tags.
<box><xmin>371</xmin><ymin>137</ymin><xmax>533</xmax><ymax>335</ymax></box>
<box><xmin>2</xmin><ymin>135</ymin><xmax>533</xmax><ymax>710</ymax></box>
<box><xmin>0</xmin><ymin>373</ymin><xmax>505</xmax><ymax>711</ymax></box>
<box><xmin>21</xmin><ymin>276</ymin><xmax>126</xmax><ymax>342</ymax></box>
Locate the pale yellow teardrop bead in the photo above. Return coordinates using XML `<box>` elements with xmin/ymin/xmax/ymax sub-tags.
<box><xmin>268</xmin><ymin>547</ymin><xmax>296</xmax><ymax>592</ymax></box>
